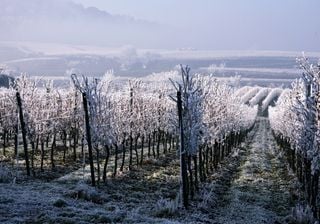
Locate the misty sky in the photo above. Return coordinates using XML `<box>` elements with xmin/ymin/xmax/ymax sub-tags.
<box><xmin>72</xmin><ymin>0</ymin><xmax>320</xmax><ymax>51</ymax></box>
<box><xmin>1</xmin><ymin>0</ymin><xmax>319</xmax><ymax>51</ymax></box>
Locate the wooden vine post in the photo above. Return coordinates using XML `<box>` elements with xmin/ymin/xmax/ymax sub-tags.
<box><xmin>16</xmin><ymin>91</ymin><xmax>30</xmax><ymax>176</ymax></box>
<box><xmin>82</xmin><ymin>92</ymin><xmax>96</xmax><ymax>187</ymax></box>
<box><xmin>177</xmin><ymin>88</ymin><xmax>189</xmax><ymax>208</ymax></box>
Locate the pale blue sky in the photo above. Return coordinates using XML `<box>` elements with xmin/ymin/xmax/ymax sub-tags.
<box><xmin>71</xmin><ymin>0</ymin><xmax>320</xmax><ymax>51</ymax></box>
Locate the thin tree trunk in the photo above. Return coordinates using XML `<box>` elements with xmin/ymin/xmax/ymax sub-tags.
<box><xmin>35</xmin><ymin>136</ymin><xmax>39</xmax><ymax>152</ymax></box>
<box><xmin>46</xmin><ymin>134</ymin><xmax>50</xmax><ymax>148</ymax></box>
<box><xmin>134</xmin><ymin>135</ymin><xmax>139</xmax><ymax>166</ymax></box>
<box><xmin>63</xmin><ymin>131</ymin><xmax>67</xmax><ymax>163</ymax></box>
<box><xmin>188</xmin><ymin>155</ymin><xmax>194</xmax><ymax>199</ymax></box>
<box><xmin>96</xmin><ymin>146</ymin><xmax>100</xmax><ymax>185</ymax></box>
<box><xmin>3</xmin><ymin>130</ymin><xmax>6</xmax><ymax>156</ymax></box>
<box><xmin>304</xmin><ymin>157</ymin><xmax>312</xmax><ymax>204</ymax></box>
<box><xmin>156</xmin><ymin>130</ymin><xmax>161</xmax><ymax>158</ymax></box>
<box><xmin>6</xmin><ymin>132</ymin><xmax>9</xmax><ymax>145</ymax></box>
<box><xmin>221</xmin><ymin>142</ymin><xmax>225</xmax><ymax>161</ymax></box>
<box><xmin>51</xmin><ymin>134</ymin><xmax>56</xmax><ymax>170</ymax></box>
<box><xmin>168</xmin><ymin>135</ymin><xmax>172</xmax><ymax>152</ymax></box>
<box><xmin>103</xmin><ymin>145</ymin><xmax>110</xmax><ymax>182</ymax></box>
<box><xmin>81</xmin><ymin>136</ymin><xmax>84</xmax><ymax>159</ymax></box>
<box><xmin>193</xmin><ymin>155</ymin><xmax>198</xmax><ymax>191</ymax></box>
<box><xmin>14</xmin><ymin>125</ymin><xmax>18</xmax><ymax>157</ymax></box>
<box><xmin>68</xmin><ymin>136</ymin><xmax>72</xmax><ymax>156</ymax></box>
<box><xmin>73</xmin><ymin>133</ymin><xmax>77</xmax><ymax>161</ymax></box>
<box><xmin>120</xmin><ymin>139</ymin><xmax>126</xmax><ymax>172</ymax></box>
<box><xmin>214</xmin><ymin>142</ymin><xmax>218</xmax><ymax>169</ymax></box>
<box><xmin>40</xmin><ymin>141</ymin><xmax>45</xmax><ymax>172</ymax></box>
<box><xmin>148</xmin><ymin>133</ymin><xmax>151</xmax><ymax>157</ymax></box>
<box><xmin>209</xmin><ymin>146</ymin><xmax>213</xmax><ymax>172</ymax></box>
<box><xmin>205</xmin><ymin>145</ymin><xmax>209</xmax><ymax>175</ymax></box>
<box><xmin>199</xmin><ymin>146</ymin><xmax>204</xmax><ymax>182</ymax></box>
<box><xmin>140</xmin><ymin>135</ymin><xmax>144</xmax><ymax>165</ymax></box>
<box><xmin>292</xmin><ymin>148</ymin><xmax>296</xmax><ymax>173</ymax></box>
<box><xmin>113</xmin><ymin>144</ymin><xmax>118</xmax><ymax>177</ymax></box>
<box><xmin>129</xmin><ymin>135</ymin><xmax>133</xmax><ymax>170</ymax></box>
<box><xmin>311</xmin><ymin>171</ymin><xmax>319</xmax><ymax>217</ymax></box>
<box><xmin>152</xmin><ymin>131</ymin><xmax>156</xmax><ymax>158</ymax></box>
<box><xmin>163</xmin><ymin>132</ymin><xmax>168</xmax><ymax>154</ymax></box>
<box><xmin>30</xmin><ymin>141</ymin><xmax>35</xmax><ymax>175</ymax></box>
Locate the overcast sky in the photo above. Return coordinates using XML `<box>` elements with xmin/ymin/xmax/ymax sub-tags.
<box><xmin>1</xmin><ymin>0</ymin><xmax>319</xmax><ymax>51</ymax></box>
<box><xmin>72</xmin><ymin>0</ymin><xmax>320</xmax><ymax>51</ymax></box>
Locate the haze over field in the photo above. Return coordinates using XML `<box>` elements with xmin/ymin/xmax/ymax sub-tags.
<box><xmin>0</xmin><ymin>0</ymin><xmax>319</xmax><ymax>86</ymax></box>
<box><xmin>1</xmin><ymin>0</ymin><xmax>320</xmax><ymax>51</ymax></box>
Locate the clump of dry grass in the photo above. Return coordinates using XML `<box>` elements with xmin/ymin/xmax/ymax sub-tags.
<box><xmin>153</xmin><ymin>194</ymin><xmax>180</xmax><ymax>218</ymax></box>
<box><xmin>0</xmin><ymin>164</ymin><xmax>14</xmax><ymax>183</ymax></box>
<box><xmin>284</xmin><ymin>204</ymin><xmax>317</xmax><ymax>224</ymax></box>
<box><xmin>67</xmin><ymin>181</ymin><xmax>105</xmax><ymax>204</ymax></box>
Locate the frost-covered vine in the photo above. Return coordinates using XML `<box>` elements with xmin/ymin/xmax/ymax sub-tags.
<box><xmin>269</xmin><ymin>55</ymin><xmax>320</xmax><ymax>218</ymax></box>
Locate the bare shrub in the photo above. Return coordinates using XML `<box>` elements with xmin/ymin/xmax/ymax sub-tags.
<box><xmin>285</xmin><ymin>204</ymin><xmax>316</xmax><ymax>224</ymax></box>
<box><xmin>0</xmin><ymin>165</ymin><xmax>14</xmax><ymax>183</ymax></box>
<box><xmin>153</xmin><ymin>195</ymin><xmax>180</xmax><ymax>218</ymax></box>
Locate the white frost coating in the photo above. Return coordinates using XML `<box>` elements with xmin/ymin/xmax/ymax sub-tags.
<box><xmin>0</xmin><ymin>70</ymin><xmax>258</xmax><ymax>185</ymax></box>
<box><xmin>144</xmin><ymin>70</ymin><xmax>181</xmax><ymax>83</ymax></box>
<box><xmin>234</xmin><ymin>86</ymin><xmax>252</xmax><ymax>98</ymax></box>
<box><xmin>241</xmin><ymin>87</ymin><xmax>260</xmax><ymax>104</ymax></box>
<box><xmin>249</xmin><ymin>88</ymin><xmax>269</xmax><ymax>106</ymax></box>
<box><xmin>200</xmin><ymin>78</ymin><xmax>257</xmax><ymax>144</ymax></box>
<box><xmin>269</xmin><ymin>55</ymin><xmax>320</xmax><ymax>174</ymax></box>
<box><xmin>261</xmin><ymin>88</ymin><xmax>283</xmax><ymax>112</ymax></box>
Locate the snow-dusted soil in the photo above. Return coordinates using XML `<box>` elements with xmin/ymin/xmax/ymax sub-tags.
<box><xmin>0</xmin><ymin>117</ymin><xmax>300</xmax><ymax>223</ymax></box>
<box><xmin>0</xmin><ymin>152</ymin><xmax>182</xmax><ymax>224</ymax></box>
<box><xmin>208</xmin><ymin>117</ymin><xmax>298</xmax><ymax>224</ymax></box>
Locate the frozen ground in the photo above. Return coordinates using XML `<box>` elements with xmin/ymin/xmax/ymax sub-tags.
<box><xmin>207</xmin><ymin>117</ymin><xmax>299</xmax><ymax>224</ymax></box>
<box><xmin>0</xmin><ymin>117</ymin><xmax>301</xmax><ymax>223</ymax></box>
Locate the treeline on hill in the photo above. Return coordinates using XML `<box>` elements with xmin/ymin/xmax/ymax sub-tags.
<box><xmin>269</xmin><ymin>56</ymin><xmax>320</xmax><ymax>219</ymax></box>
<box><xmin>0</xmin><ymin>67</ymin><xmax>257</xmax><ymax>208</ymax></box>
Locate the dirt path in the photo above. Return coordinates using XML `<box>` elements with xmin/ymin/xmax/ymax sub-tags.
<box><xmin>209</xmin><ymin>117</ymin><xmax>297</xmax><ymax>224</ymax></box>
